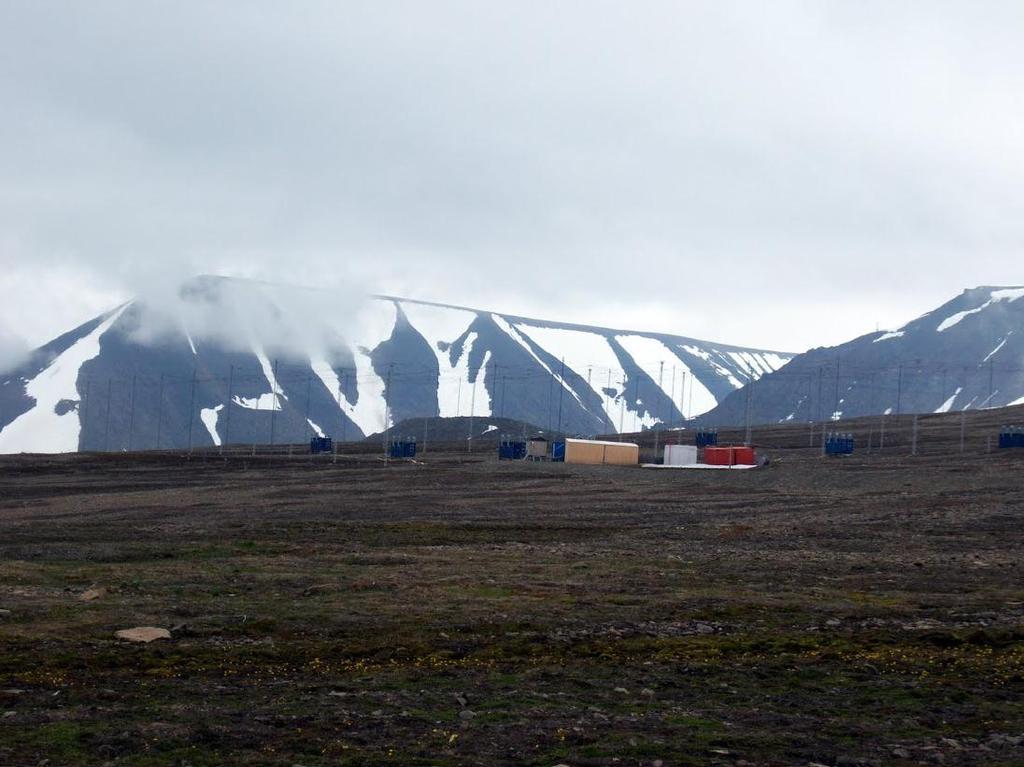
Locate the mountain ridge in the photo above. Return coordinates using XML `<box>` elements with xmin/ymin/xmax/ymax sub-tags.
<box><xmin>0</xmin><ymin>276</ymin><xmax>792</xmax><ymax>453</ymax></box>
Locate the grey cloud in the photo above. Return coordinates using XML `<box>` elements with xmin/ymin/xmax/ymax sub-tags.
<box><xmin>1</xmin><ymin>1</ymin><xmax>1023</xmax><ymax>352</ymax></box>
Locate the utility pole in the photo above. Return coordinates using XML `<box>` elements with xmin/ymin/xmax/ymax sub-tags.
<box><xmin>679</xmin><ymin>370</ymin><xmax>687</xmax><ymax>423</ymax></box>
<box><xmin>127</xmin><ymin>373</ymin><xmax>137</xmax><ymax>452</ymax></box>
<box><xmin>657</xmin><ymin>361</ymin><xmax>664</xmax><ymax>428</ymax></box>
<box><xmin>556</xmin><ymin>357</ymin><xmax>566</xmax><ymax>435</ymax></box>
<box><xmin>896</xmin><ymin>362</ymin><xmax>903</xmax><ymax>416</ymax></box>
<box><xmin>633</xmin><ymin>377</ymin><xmax>640</xmax><ymax>432</ymax></box>
<box><xmin>817</xmin><ymin>366</ymin><xmax>824</xmax><ymax>422</ymax></box>
<box><xmin>304</xmin><ymin>374</ymin><xmax>313</xmax><ymax>440</ymax></box>
<box><xmin>832</xmin><ymin>354</ymin><xmax>841</xmax><ymax>421</ymax></box>
<box><xmin>468</xmin><ymin>365</ymin><xmax>477</xmax><ymax>452</ymax></box>
<box><xmin>989</xmin><ymin>358</ymin><xmax>994</xmax><ymax>406</ymax></box>
<box><xmin>384</xmin><ymin>363</ymin><xmax>394</xmax><ymax>459</ymax></box>
<box><xmin>618</xmin><ymin>379</ymin><xmax>626</xmax><ymax>437</ymax></box>
<box><xmin>225</xmin><ymin>365</ymin><xmax>234</xmax><ymax>447</ymax></box>
<box><xmin>340</xmin><ymin>371</ymin><xmax>348</xmax><ymax>444</ymax></box>
<box><xmin>82</xmin><ymin>380</ymin><xmax>92</xmax><ymax>450</ymax></box>
<box><xmin>269</xmin><ymin>359</ymin><xmax>279</xmax><ymax>446</ymax></box>
<box><xmin>103</xmin><ymin>378</ymin><xmax>112</xmax><ymax>452</ymax></box>
<box><xmin>187</xmin><ymin>366</ymin><xmax>197</xmax><ymax>453</ymax></box>
<box><xmin>605</xmin><ymin>369</ymin><xmax>613</xmax><ymax>432</ymax></box>
<box><xmin>670</xmin><ymin>365</ymin><xmax>677</xmax><ymax>429</ymax></box>
<box><xmin>744</xmin><ymin>379</ymin><xmax>753</xmax><ymax>446</ymax></box>
<box><xmin>155</xmin><ymin>374</ymin><xmax>164</xmax><ymax>449</ymax></box>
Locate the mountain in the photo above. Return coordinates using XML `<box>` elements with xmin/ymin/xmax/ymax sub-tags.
<box><xmin>702</xmin><ymin>286</ymin><xmax>1024</xmax><ymax>426</ymax></box>
<box><xmin>0</xmin><ymin>276</ymin><xmax>792</xmax><ymax>453</ymax></box>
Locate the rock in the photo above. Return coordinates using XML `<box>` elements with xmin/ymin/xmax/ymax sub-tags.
<box><xmin>694</xmin><ymin>622</ymin><xmax>715</xmax><ymax>634</ymax></box>
<box><xmin>641</xmin><ymin>688</ymin><xmax>655</xmax><ymax>697</ymax></box>
<box><xmin>826</xmin><ymin>618</ymin><xmax>842</xmax><ymax>627</ymax></box>
<box><xmin>114</xmin><ymin>626</ymin><xmax>171</xmax><ymax>643</ymax></box>
<box><xmin>613</xmin><ymin>687</ymin><xmax>629</xmax><ymax>694</ymax></box>
<box><xmin>458</xmin><ymin>709</ymin><xmax>476</xmax><ymax>720</ymax></box>
<box><xmin>454</xmin><ymin>693</ymin><xmax>467</xmax><ymax>707</ymax></box>
<box><xmin>0</xmin><ymin>609</ymin><xmax>11</xmax><ymax>617</ymax></box>
<box><xmin>2</xmin><ymin>712</ymin><xmax>15</xmax><ymax>719</ymax></box>
<box><xmin>80</xmin><ymin>587</ymin><xmax>107</xmax><ymax>602</ymax></box>
<box><xmin>891</xmin><ymin>747</ymin><xmax>911</xmax><ymax>758</ymax></box>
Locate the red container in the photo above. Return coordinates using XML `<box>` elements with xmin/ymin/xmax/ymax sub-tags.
<box><xmin>704</xmin><ymin>446</ymin><xmax>735</xmax><ymax>466</ymax></box>
<box><xmin>733</xmin><ymin>446</ymin><xmax>756</xmax><ymax>465</ymax></box>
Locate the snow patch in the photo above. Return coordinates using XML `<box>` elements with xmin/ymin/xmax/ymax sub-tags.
<box><xmin>936</xmin><ymin>288</ymin><xmax>1024</xmax><ymax>332</ymax></box>
<box><xmin>0</xmin><ymin>304</ymin><xmax>129</xmax><ymax>454</ymax></box>
<box><xmin>400</xmin><ymin>301</ymin><xmax>479</xmax><ymax>418</ymax></box>
<box><xmin>982</xmin><ymin>332</ymin><xmax>1012</xmax><ymax>363</ymax></box>
<box><xmin>934</xmin><ymin>387</ymin><xmax>962</xmax><ymax>414</ymax></box>
<box><xmin>873</xmin><ymin>330</ymin><xmax>904</xmax><ymax>342</ymax></box>
<box><xmin>200</xmin><ymin>404</ymin><xmax>224</xmax><ymax>446</ymax></box>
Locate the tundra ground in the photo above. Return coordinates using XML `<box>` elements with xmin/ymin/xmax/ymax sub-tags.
<box><xmin>0</xmin><ymin>446</ymin><xmax>1022</xmax><ymax>766</ymax></box>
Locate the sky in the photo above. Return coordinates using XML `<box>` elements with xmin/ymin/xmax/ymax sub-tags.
<box><xmin>2</xmin><ymin>1</ymin><xmax>1023</xmax><ymax>366</ymax></box>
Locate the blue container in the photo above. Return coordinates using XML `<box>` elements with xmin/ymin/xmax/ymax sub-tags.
<box><xmin>998</xmin><ymin>426</ymin><xmax>1023</xmax><ymax>448</ymax></box>
<box><xmin>825</xmin><ymin>432</ymin><xmax>854</xmax><ymax>455</ymax></box>
<box><xmin>551</xmin><ymin>440</ymin><xmax>566</xmax><ymax>462</ymax></box>
<box><xmin>389</xmin><ymin>438</ymin><xmax>417</xmax><ymax>458</ymax></box>
<box><xmin>310</xmin><ymin>436</ymin><xmax>333</xmax><ymax>454</ymax></box>
<box><xmin>695</xmin><ymin>429</ymin><xmax>718</xmax><ymax>448</ymax></box>
<box><xmin>498</xmin><ymin>438</ymin><xmax>526</xmax><ymax>460</ymax></box>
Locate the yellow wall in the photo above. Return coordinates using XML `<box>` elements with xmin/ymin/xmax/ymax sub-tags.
<box><xmin>564</xmin><ymin>439</ymin><xmax>638</xmax><ymax>466</ymax></box>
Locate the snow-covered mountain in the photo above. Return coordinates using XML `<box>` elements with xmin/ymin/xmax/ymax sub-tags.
<box><xmin>0</xmin><ymin>276</ymin><xmax>792</xmax><ymax>453</ymax></box>
<box><xmin>703</xmin><ymin>286</ymin><xmax>1024</xmax><ymax>426</ymax></box>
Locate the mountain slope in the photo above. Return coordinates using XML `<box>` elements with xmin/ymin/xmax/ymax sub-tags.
<box><xmin>0</xmin><ymin>276</ymin><xmax>792</xmax><ymax>453</ymax></box>
<box><xmin>702</xmin><ymin>286</ymin><xmax>1024</xmax><ymax>426</ymax></box>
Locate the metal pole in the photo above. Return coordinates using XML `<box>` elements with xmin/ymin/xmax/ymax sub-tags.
<box><xmin>187</xmin><ymin>366</ymin><xmax>197</xmax><ymax>454</ymax></box>
<box><xmin>82</xmin><ymin>379</ymin><xmax>92</xmax><ymax>450</ymax></box>
<box><xmin>670</xmin><ymin>365</ymin><xmax>676</xmax><ymax>428</ymax></box>
<box><xmin>103</xmin><ymin>378</ymin><xmax>112</xmax><ymax>452</ymax></box>
<box><xmin>269</xmin><ymin>359</ymin><xmax>279</xmax><ymax>446</ymax></box>
<box><xmin>384</xmin><ymin>363</ymin><xmax>393</xmax><ymax>459</ymax></box>
<box><xmin>744</xmin><ymin>379</ymin><xmax>753</xmax><ymax>446</ymax></box>
<box><xmin>468</xmin><ymin>367</ymin><xmax>477</xmax><ymax>452</ymax></box>
<box><xmin>341</xmin><ymin>372</ymin><xmax>348</xmax><ymax>444</ymax></box>
<box><xmin>633</xmin><ymin>377</ymin><xmax>640</xmax><ymax>432</ymax></box>
<box><xmin>127</xmin><ymin>373</ymin><xmax>136</xmax><ymax>451</ymax></box>
<box><xmin>606</xmin><ymin>369</ymin><xmax>612</xmax><ymax>432</ymax></box>
<box><xmin>225</xmin><ymin>365</ymin><xmax>234</xmax><ymax>447</ymax></box>
<box><xmin>817</xmin><ymin>366</ymin><xmax>824</xmax><ymax>422</ymax></box>
<box><xmin>832</xmin><ymin>354</ymin><xmax>841</xmax><ymax>420</ymax></box>
<box><xmin>556</xmin><ymin>357</ymin><xmax>566</xmax><ymax>435</ymax></box>
<box><xmin>304</xmin><ymin>374</ymin><xmax>313</xmax><ymax>441</ymax></box>
<box><xmin>896</xmin><ymin>363</ymin><xmax>903</xmax><ymax>416</ymax></box>
<box><xmin>989</xmin><ymin>358</ymin><xmax>994</xmax><ymax>405</ymax></box>
<box><xmin>155</xmin><ymin>374</ymin><xmax>164</xmax><ymax>449</ymax></box>
<box><xmin>687</xmin><ymin>369</ymin><xmax>694</xmax><ymax>419</ymax></box>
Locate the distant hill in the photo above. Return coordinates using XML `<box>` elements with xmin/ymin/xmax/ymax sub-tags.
<box><xmin>703</xmin><ymin>286</ymin><xmax>1024</xmax><ymax>426</ymax></box>
<box><xmin>0</xmin><ymin>276</ymin><xmax>791</xmax><ymax>453</ymax></box>
<box><xmin>366</xmin><ymin>416</ymin><xmax>546</xmax><ymax>445</ymax></box>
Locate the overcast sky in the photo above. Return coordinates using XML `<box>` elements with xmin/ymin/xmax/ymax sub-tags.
<box><xmin>2</xmin><ymin>1</ymin><xmax>1023</xmax><ymax>362</ymax></box>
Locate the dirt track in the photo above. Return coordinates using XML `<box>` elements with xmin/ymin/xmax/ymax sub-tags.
<box><xmin>1</xmin><ymin>444</ymin><xmax>1022</xmax><ymax>766</ymax></box>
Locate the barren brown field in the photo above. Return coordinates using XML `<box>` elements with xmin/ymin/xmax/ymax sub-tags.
<box><xmin>1</xmin><ymin>437</ymin><xmax>1023</xmax><ymax>766</ymax></box>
